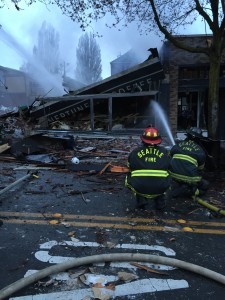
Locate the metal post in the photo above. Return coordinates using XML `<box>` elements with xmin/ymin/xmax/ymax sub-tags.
<box><xmin>90</xmin><ymin>98</ymin><xmax>94</xmax><ymax>131</ymax></box>
<box><xmin>0</xmin><ymin>172</ymin><xmax>34</xmax><ymax>197</ymax></box>
<box><xmin>108</xmin><ymin>96</ymin><xmax>112</xmax><ymax>131</ymax></box>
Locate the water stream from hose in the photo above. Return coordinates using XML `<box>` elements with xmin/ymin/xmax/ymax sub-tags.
<box><xmin>151</xmin><ymin>100</ymin><xmax>175</xmax><ymax>146</ymax></box>
<box><xmin>0</xmin><ymin>26</ymin><xmax>64</xmax><ymax>97</ymax></box>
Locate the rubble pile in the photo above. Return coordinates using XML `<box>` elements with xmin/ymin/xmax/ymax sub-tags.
<box><xmin>0</xmin><ymin>108</ymin><xmax>141</xmax><ymax>173</ymax></box>
<box><xmin>1</xmin><ymin>107</ymin><xmax>225</xmax><ymax>172</ymax></box>
<box><xmin>47</xmin><ymin>112</ymin><xmax>141</xmax><ymax>132</ymax></box>
<box><xmin>0</xmin><ymin>113</ymin><xmax>28</xmax><ymax>138</ymax></box>
<box><xmin>33</xmin><ymin>108</ymin><xmax>142</xmax><ymax>132</ymax></box>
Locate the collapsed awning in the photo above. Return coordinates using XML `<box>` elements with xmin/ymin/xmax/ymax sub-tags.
<box><xmin>29</xmin><ymin>57</ymin><xmax>165</xmax><ymax>123</ymax></box>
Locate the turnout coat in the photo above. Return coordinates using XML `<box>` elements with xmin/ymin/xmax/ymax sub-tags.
<box><xmin>125</xmin><ymin>144</ymin><xmax>171</xmax><ymax>198</ymax></box>
<box><xmin>169</xmin><ymin>138</ymin><xmax>206</xmax><ymax>185</ymax></box>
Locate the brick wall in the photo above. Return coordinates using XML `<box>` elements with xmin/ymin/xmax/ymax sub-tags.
<box><xmin>169</xmin><ymin>65</ymin><xmax>178</xmax><ymax>134</ymax></box>
<box><xmin>162</xmin><ymin>35</ymin><xmax>225</xmax><ymax>135</ymax></box>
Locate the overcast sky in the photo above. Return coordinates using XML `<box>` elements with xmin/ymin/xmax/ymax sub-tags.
<box><xmin>0</xmin><ymin>1</ymin><xmax>210</xmax><ymax>80</ymax></box>
<box><xmin>0</xmin><ymin>1</ymin><xmax>154</xmax><ymax>79</ymax></box>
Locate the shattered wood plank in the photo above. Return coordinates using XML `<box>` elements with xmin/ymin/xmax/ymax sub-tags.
<box><xmin>0</xmin><ymin>155</ymin><xmax>16</xmax><ymax>161</ymax></box>
<box><xmin>110</xmin><ymin>165</ymin><xmax>129</xmax><ymax>173</ymax></box>
<box><xmin>109</xmin><ymin>149</ymin><xmax>130</xmax><ymax>154</ymax></box>
<box><xmin>0</xmin><ymin>143</ymin><xmax>11</xmax><ymax>154</ymax></box>
<box><xmin>14</xmin><ymin>166</ymin><xmax>57</xmax><ymax>170</ymax></box>
<box><xmin>98</xmin><ymin>161</ymin><xmax>113</xmax><ymax>176</ymax></box>
<box><xmin>130</xmin><ymin>262</ymin><xmax>169</xmax><ymax>275</ymax></box>
<box><xmin>24</xmin><ymin>162</ymin><xmax>67</xmax><ymax>169</ymax></box>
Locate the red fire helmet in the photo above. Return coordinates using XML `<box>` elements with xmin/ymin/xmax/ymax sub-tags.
<box><xmin>140</xmin><ymin>126</ymin><xmax>162</xmax><ymax>145</ymax></box>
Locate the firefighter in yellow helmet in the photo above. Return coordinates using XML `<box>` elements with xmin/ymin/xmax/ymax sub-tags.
<box><xmin>125</xmin><ymin>126</ymin><xmax>171</xmax><ymax>210</ymax></box>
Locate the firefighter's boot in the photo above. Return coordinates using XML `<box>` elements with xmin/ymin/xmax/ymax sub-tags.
<box><xmin>171</xmin><ymin>184</ymin><xmax>188</xmax><ymax>198</ymax></box>
<box><xmin>155</xmin><ymin>194</ymin><xmax>167</xmax><ymax>210</ymax></box>
<box><xmin>198</xmin><ymin>179</ymin><xmax>209</xmax><ymax>196</ymax></box>
<box><xmin>136</xmin><ymin>194</ymin><xmax>148</xmax><ymax>209</ymax></box>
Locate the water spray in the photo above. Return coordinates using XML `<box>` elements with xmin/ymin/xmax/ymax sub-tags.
<box><xmin>151</xmin><ymin>100</ymin><xmax>175</xmax><ymax>146</ymax></box>
<box><xmin>0</xmin><ymin>26</ymin><xmax>64</xmax><ymax>96</ymax></box>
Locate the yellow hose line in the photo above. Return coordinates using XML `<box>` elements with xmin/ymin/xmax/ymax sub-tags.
<box><xmin>195</xmin><ymin>197</ymin><xmax>225</xmax><ymax>216</ymax></box>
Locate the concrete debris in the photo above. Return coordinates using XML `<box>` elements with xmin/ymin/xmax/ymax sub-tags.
<box><xmin>79</xmin><ymin>273</ymin><xmax>117</xmax><ymax>286</ymax></box>
<box><xmin>117</xmin><ymin>271</ymin><xmax>138</xmax><ymax>282</ymax></box>
<box><xmin>92</xmin><ymin>286</ymin><xmax>114</xmax><ymax>300</ymax></box>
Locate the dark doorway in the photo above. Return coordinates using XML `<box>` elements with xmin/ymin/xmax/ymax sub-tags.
<box><xmin>177</xmin><ymin>91</ymin><xmax>206</xmax><ymax>130</ymax></box>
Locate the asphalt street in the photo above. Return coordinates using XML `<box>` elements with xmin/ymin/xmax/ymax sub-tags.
<box><xmin>0</xmin><ymin>161</ymin><xmax>225</xmax><ymax>300</ymax></box>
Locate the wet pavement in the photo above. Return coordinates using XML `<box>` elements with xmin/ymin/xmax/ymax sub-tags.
<box><xmin>0</xmin><ymin>160</ymin><xmax>225</xmax><ymax>300</ymax></box>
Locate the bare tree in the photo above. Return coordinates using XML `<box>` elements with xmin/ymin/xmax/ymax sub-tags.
<box><xmin>75</xmin><ymin>32</ymin><xmax>102</xmax><ymax>85</ymax></box>
<box><xmin>19</xmin><ymin>21</ymin><xmax>63</xmax><ymax>96</ymax></box>
<box><xmin>33</xmin><ymin>21</ymin><xmax>60</xmax><ymax>74</ymax></box>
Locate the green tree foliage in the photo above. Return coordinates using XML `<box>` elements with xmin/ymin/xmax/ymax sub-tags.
<box><xmin>75</xmin><ymin>32</ymin><xmax>102</xmax><ymax>84</ymax></box>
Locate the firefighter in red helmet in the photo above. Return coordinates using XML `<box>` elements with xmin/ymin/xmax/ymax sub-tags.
<box><xmin>125</xmin><ymin>126</ymin><xmax>171</xmax><ymax>210</ymax></box>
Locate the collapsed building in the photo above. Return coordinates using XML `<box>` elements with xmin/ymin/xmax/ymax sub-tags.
<box><xmin>27</xmin><ymin>55</ymin><xmax>167</xmax><ymax>134</ymax></box>
<box><xmin>1</xmin><ymin>40</ymin><xmax>225</xmax><ymax>168</ymax></box>
<box><xmin>0</xmin><ymin>53</ymin><xmax>173</xmax><ymax>168</ymax></box>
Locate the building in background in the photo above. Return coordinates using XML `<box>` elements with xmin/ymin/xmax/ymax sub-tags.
<box><xmin>0</xmin><ymin>66</ymin><xmax>29</xmax><ymax>107</ymax></box>
<box><xmin>0</xmin><ymin>66</ymin><xmax>44</xmax><ymax>107</ymax></box>
<box><xmin>110</xmin><ymin>49</ymin><xmax>141</xmax><ymax>76</ymax></box>
<box><xmin>160</xmin><ymin>34</ymin><xmax>225</xmax><ymax>140</ymax></box>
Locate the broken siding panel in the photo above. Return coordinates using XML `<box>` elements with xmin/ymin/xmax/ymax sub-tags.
<box><xmin>5</xmin><ymin>76</ymin><xmax>26</xmax><ymax>93</ymax></box>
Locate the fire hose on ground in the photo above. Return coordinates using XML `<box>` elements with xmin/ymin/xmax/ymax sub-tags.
<box><xmin>193</xmin><ymin>196</ymin><xmax>225</xmax><ymax>217</ymax></box>
<box><xmin>0</xmin><ymin>253</ymin><xmax>225</xmax><ymax>299</ymax></box>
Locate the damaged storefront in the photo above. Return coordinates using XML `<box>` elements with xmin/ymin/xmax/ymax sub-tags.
<box><xmin>0</xmin><ymin>55</ymin><xmax>171</xmax><ymax>168</ymax></box>
<box><xmin>27</xmin><ymin>57</ymin><xmax>167</xmax><ymax>133</ymax></box>
<box><xmin>0</xmin><ymin>55</ymin><xmax>173</xmax><ymax>170</ymax></box>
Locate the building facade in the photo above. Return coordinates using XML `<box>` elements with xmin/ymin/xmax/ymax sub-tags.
<box><xmin>0</xmin><ymin>66</ymin><xmax>31</xmax><ymax>107</ymax></box>
<box><xmin>0</xmin><ymin>65</ymin><xmax>58</xmax><ymax>108</ymax></box>
<box><xmin>160</xmin><ymin>35</ymin><xmax>225</xmax><ymax>139</ymax></box>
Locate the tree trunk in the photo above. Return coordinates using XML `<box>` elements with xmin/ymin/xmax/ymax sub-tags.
<box><xmin>207</xmin><ymin>54</ymin><xmax>221</xmax><ymax>168</ymax></box>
